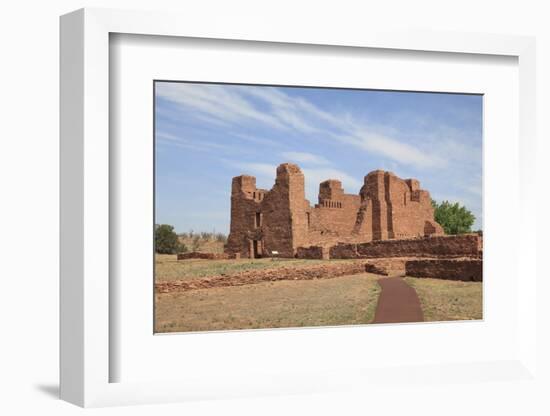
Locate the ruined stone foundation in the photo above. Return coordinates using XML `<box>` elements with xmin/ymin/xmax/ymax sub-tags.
<box><xmin>225</xmin><ymin>163</ymin><xmax>444</xmax><ymax>259</ymax></box>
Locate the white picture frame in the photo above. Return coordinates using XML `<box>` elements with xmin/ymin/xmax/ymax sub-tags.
<box><xmin>60</xmin><ymin>7</ymin><xmax>538</xmax><ymax>408</ymax></box>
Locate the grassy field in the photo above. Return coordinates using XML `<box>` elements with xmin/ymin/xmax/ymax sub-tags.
<box><xmin>155</xmin><ymin>254</ymin><xmax>351</xmax><ymax>282</ymax></box>
<box><xmin>404</xmin><ymin>277</ymin><xmax>482</xmax><ymax>322</ymax></box>
<box><xmin>155</xmin><ymin>273</ymin><xmax>381</xmax><ymax>333</ymax></box>
<box><xmin>154</xmin><ymin>255</ymin><xmax>483</xmax><ymax>332</ymax></box>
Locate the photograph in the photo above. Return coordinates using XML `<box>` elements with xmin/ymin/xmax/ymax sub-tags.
<box><xmin>153</xmin><ymin>81</ymin><xmax>483</xmax><ymax>333</ymax></box>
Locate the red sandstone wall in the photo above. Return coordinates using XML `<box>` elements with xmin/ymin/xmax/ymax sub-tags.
<box><xmin>226</xmin><ymin>164</ymin><xmax>445</xmax><ymax>258</ymax></box>
<box><xmin>353</xmin><ymin>171</ymin><xmax>443</xmax><ymax>241</ymax></box>
<box><xmin>225</xmin><ymin>175</ymin><xmax>264</xmax><ymax>258</ymax></box>
<box><xmin>261</xmin><ymin>164</ymin><xmax>308</xmax><ymax>257</ymax></box>
<box><xmin>227</xmin><ymin>163</ymin><xmax>310</xmax><ymax>258</ymax></box>
<box><xmin>352</xmin><ymin>202</ymin><xmax>374</xmax><ymax>240</ymax></box>
<box><xmin>307</xmin><ymin>180</ymin><xmax>362</xmax><ymax>244</ymax></box>
<box><xmin>156</xmin><ymin>261</ymin><xmax>369</xmax><ymax>293</ymax></box>
<box><xmin>367</xmin><ymin>170</ymin><xmax>390</xmax><ymax>240</ymax></box>
<box><xmin>329</xmin><ymin>234</ymin><xmax>482</xmax><ymax>259</ymax></box>
<box><xmin>295</xmin><ymin>245</ymin><xmax>329</xmax><ymax>259</ymax></box>
<box><xmin>405</xmin><ymin>259</ymin><xmax>483</xmax><ymax>281</ymax></box>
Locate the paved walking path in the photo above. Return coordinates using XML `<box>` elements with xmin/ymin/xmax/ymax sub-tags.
<box><xmin>372</xmin><ymin>277</ymin><xmax>424</xmax><ymax>324</ymax></box>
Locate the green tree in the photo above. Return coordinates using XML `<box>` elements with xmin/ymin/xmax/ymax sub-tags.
<box><xmin>155</xmin><ymin>224</ymin><xmax>186</xmax><ymax>254</ymax></box>
<box><xmin>431</xmin><ymin>200</ymin><xmax>476</xmax><ymax>235</ymax></box>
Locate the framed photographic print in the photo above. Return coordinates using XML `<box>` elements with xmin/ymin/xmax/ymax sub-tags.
<box><xmin>153</xmin><ymin>80</ymin><xmax>483</xmax><ymax>333</ymax></box>
<box><xmin>60</xmin><ymin>8</ymin><xmax>538</xmax><ymax>408</ymax></box>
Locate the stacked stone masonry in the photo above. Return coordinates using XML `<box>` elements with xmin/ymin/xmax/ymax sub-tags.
<box><xmin>296</xmin><ymin>245</ymin><xmax>329</xmax><ymax>260</ymax></box>
<box><xmin>329</xmin><ymin>234</ymin><xmax>482</xmax><ymax>259</ymax></box>
<box><xmin>226</xmin><ymin>163</ymin><xmax>444</xmax><ymax>259</ymax></box>
<box><xmin>405</xmin><ymin>259</ymin><xmax>483</xmax><ymax>282</ymax></box>
<box><xmin>156</xmin><ymin>261</ymin><xmax>369</xmax><ymax>293</ymax></box>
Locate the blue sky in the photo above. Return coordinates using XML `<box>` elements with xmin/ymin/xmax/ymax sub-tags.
<box><xmin>155</xmin><ymin>82</ymin><xmax>483</xmax><ymax>234</ymax></box>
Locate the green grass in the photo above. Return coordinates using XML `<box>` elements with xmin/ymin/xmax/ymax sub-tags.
<box><xmin>155</xmin><ymin>254</ymin><xmax>354</xmax><ymax>282</ymax></box>
<box><xmin>404</xmin><ymin>277</ymin><xmax>482</xmax><ymax>322</ymax></box>
<box><xmin>155</xmin><ymin>273</ymin><xmax>381</xmax><ymax>332</ymax></box>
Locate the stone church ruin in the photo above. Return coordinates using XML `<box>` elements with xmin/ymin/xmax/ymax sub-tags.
<box><xmin>225</xmin><ymin>163</ymin><xmax>446</xmax><ymax>259</ymax></box>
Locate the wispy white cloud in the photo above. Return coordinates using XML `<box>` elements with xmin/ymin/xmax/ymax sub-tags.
<box><xmin>242</xmin><ymin>87</ymin><xmax>324</xmax><ymax>134</ymax></box>
<box><xmin>464</xmin><ymin>185</ymin><xmax>482</xmax><ymax>197</ymax></box>
<box><xmin>157</xmin><ymin>82</ymin><xmax>474</xmax><ymax>171</ymax></box>
<box><xmin>281</xmin><ymin>151</ymin><xmax>330</xmax><ymax>165</ymax></box>
<box><xmin>230</xmin><ymin>132</ymin><xmax>282</xmax><ymax>147</ymax></box>
<box><xmin>156</xmin><ymin>83</ymin><xmax>286</xmax><ymax>130</ymax></box>
<box><xmin>158</xmin><ymin>82</ymin><xmax>481</xmax><ymax>178</ymax></box>
<box><xmin>242</xmin><ymin>87</ymin><xmax>343</xmax><ymax>130</ymax></box>
<box><xmin>226</xmin><ymin>162</ymin><xmax>277</xmax><ymax>185</ymax></box>
<box><xmin>239</xmin><ymin>86</ymin><xmax>453</xmax><ymax>169</ymax></box>
<box><xmin>157</xmin><ymin>132</ymin><xmax>232</xmax><ymax>152</ymax></box>
<box><xmin>338</xmin><ymin>130</ymin><xmax>447</xmax><ymax>169</ymax></box>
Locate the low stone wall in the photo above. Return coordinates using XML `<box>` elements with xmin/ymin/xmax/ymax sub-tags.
<box><xmin>364</xmin><ymin>258</ymin><xmax>408</xmax><ymax>277</ymax></box>
<box><xmin>405</xmin><ymin>259</ymin><xmax>483</xmax><ymax>282</ymax></box>
<box><xmin>329</xmin><ymin>243</ymin><xmax>359</xmax><ymax>259</ymax></box>
<box><xmin>177</xmin><ymin>252</ymin><xmax>237</xmax><ymax>260</ymax></box>
<box><xmin>156</xmin><ymin>261</ymin><xmax>367</xmax><ymax>293</ymax></box>
<box><xmin>295</xmin><ymin>245</ymin><xmax>329</xmax><ymax>260</ymax></box>
<box><xmin>329</xmin><ymin>234</ymin><xmax>481</xmax><ymax>259</ymax></box>
<box><xmin>365</xmin><ymin>263</ymin><xmax>390</xmax><ymax>276</ymax></box>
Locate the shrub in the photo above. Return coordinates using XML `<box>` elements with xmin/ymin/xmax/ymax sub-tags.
<box><xmin>431</xmin><ymin>200</ymin><xmax>475</xmax><ymax>235</ymax></box>
<box><xmin>155</xmin><ymin>224</ymin><xmax>186</xmax><ymax>254</ymax></box>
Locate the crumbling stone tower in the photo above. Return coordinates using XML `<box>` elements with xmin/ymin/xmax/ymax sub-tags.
<box><xmin>353</xmin><ymin>170</ymin><xmax>442</xmax><ymax>240</ymax></box>
<box><xmin>225</xmin><ymin>163</ymin><xmax>308</xmax><ymax>258</ymax></box>
<box><xmin>225</xmin><ymin>163</ymin><xmax>443</xmax><ymax>259</ymax></box>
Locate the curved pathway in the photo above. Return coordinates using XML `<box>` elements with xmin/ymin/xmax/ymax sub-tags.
<box><xmin>372</xmin><ymin>277</ymin><xmax>424</xmax><ymax>324</ymax></box>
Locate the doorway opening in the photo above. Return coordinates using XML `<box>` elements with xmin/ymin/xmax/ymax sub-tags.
<box><xmin>252</xmin><ymin>240</ymin><xmax>262</xmax><ymax>258</ymax></box>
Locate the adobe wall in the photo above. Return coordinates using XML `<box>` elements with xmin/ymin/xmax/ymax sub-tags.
<box><xmin>261</xmin><ymin>164</ymin><xmax>309</xmax><ymax>257</ymax></box>
<box><xmin>156</xmin><ymin>261</ymin><xmax>369</xmax><ymax>293</ymax></box>
<box><xmin>226</xmin><ymin>163</ymin><xmax>445</xmax><ymax>258</ymax></box>
<box><xmin>307</xmin><ymin>180</ymin><xmax>362</xmax><ymax>245</ymax></box>
<box><xmin>295</xmin><ymin>245</ymin><xmax>329</xmax><ymax>260</ymax></box>
<box><xmin>225</xmin><ymin>175</ymin><xmax>266</xmax><ymax>258</ymax></box>
<box><xmin>364</xmin><ymin>258</ymin><xmax>408</xmax><ymax>276</ymax></box>
<box><xmin>353</xmin><ymin>170</ymin><xmax>443</xmax><ymax>240</ymax></box>
<box><xmin>225</xmin><ymin>163</ymin><xmax>308</xmax><ymax>258</ymax></box>
<box><xmin>329</xmin><ymin>234</ymin><xmax>482</xmax><ymax>259</ymax></box>
<box><xmin>405</xmin><ymin>259</ymin><xmax>483</xmax><ymax>282</ymax></box>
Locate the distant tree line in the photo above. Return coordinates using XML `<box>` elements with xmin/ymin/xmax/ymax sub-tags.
<box><xmin>154</xmin><ymin>225</ymin><xmax>228</xmax><ymax>254</ymax></box>
<box><xmin>179</xmin><ymin>230</ymin><xmax>227</xmax><ymax>243</ymax></box>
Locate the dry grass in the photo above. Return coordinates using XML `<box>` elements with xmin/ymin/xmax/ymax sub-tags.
<box><xmin>155</xmin><ymin>273</ymin><xmax>381</xmax><ymax>333</ymax></box>
<box><xmin>404</xmin><ymin>277</ymin><xmax>482</xmax><ymax>322</ymax></box>
<box><xmin>154</xmin><ymin>256</ymin><xmax>482</xmax><ymax>333</ymax></box>
<box><xmin>178</xmin><ymin>237</ymin><xmax>225</xmax><ymax>254</ymax></box>
<box><xmin>155</xmin><ymin>255</ymin><xmax>350</xmax><ymax>282</ymax></box>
